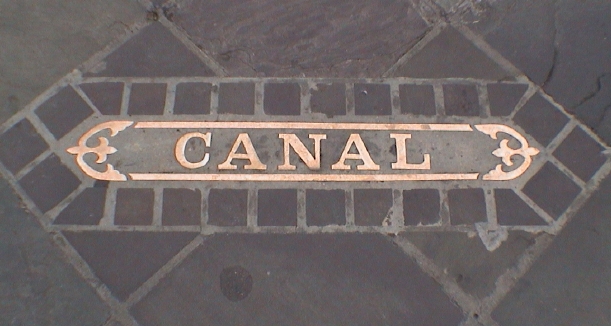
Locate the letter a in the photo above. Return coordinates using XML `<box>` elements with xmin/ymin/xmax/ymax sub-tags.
<box><xmin>331</xmin><ymin>134</ymin><xmax>380</xmax><ymax>170</ymax></box>
<box><xmin>218</xmin><ymin>133</ymin><xmax>267</xmax><ymax>170</ymax></box>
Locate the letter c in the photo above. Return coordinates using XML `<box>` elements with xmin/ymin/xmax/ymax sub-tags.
<box><xmin>175</xmin><ymin>132</ymin><xmax>211</xmax><ymax>169</ymax></box>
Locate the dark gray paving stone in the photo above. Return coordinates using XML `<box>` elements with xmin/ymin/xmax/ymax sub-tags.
<box><xmin>128</xmin><ymin>83</ymin><xmax>166</xmax><ymax>115</ymax></box>
<box><xmin>399</xmin><ymin>84</ymin><xmax>436</xmax><ymax>116</ymax></box>
<box><xmin>448</xmin><ymin>188</ymin><xmax>487</xmax><ymax>225</ymax></box>
<box><xmin>114</xmin><ymin>188</ymin><xmax>154</xmax><ymax>226</ymax></box>
<box><xmin>54</xmin><ymin>188</ymin><xmax>106</xmax><ymax>225</ymax></box>
<box><xmin>86</xmin><ymin>23</ymin><xmax>215</xmax><ymax>77</ymax></box>
<box><xmin>310</xmin><ymin>83</ymin><xmax>346</xmax><ymax>117</ymax></box>
<box><xmin>522</xmin><ymin>162</ymin><xmax>581</xmax><ymax>219</ymax></box>
<box><xmin>493</xmin><ymin>174</ymin><xmax>611</xmax><ymax>326</ymax></box>
<box><xmin>258</xmin><ymin>189</ymin><xmax>297</xmax><ymax>227</ymax></box>
<box><xmin>171</xmin><ymin>0</ymin><xmax>428</xmax><ymax>77</ymax></box>
<box><xmin>264</xmin><ymin>83</ymin><xmax>301</xmax><ymax>116</ymax></box>
<box><xmin>469</xmin><ymin>0</ymin><xmax>556</xmax><ymax>85</ymax></box>
<box><xmin>443</xmin><ymin>84</ymin><xmax>481</xmax><ymax>116</ymax></box>
<box><xmin>403</xmin><ymin>189</ymin><xmax>440</xmax><ymax>226</ymax></box>
<box><xmin>495</xmin><ymin>189</ymin><xmax>546</xmax><ymax>226</ymax></box>
<box><xmin>487</xmin><ymin>83</ymin><xmax>528</xmax><ymax>116</ymax></box>
<box><xmin>218</xmin><ymin>83</ymin><xmax>255</xmax><ymax>115</ymax></box>
<box><xmin>19</xmin><ymin>154</ymin><xmax>80</xmax><ymax>213</ymax></box>
<box><xmin>354</xmin><ymin>83</ymin><xmax>391</xmax><ymax>115</ymax></box>
<box><xmin>0</xmin><ymin>0</ymin><xmax>142</xmax><ymax>125</ymax></box>
<box><xmin>513</xmin><ymin>93</ymin><xmax>569</xmax><ymax>146</ymax></box>
<box><xmin>402</xmin><ymin>231</ymin><xmax>538</xmax><ymax>298</ymax></box>
<box><xmin>35</xmin><ymin>86</ymin><xmax>93</xmax><ymax>139</ymax></box>
<box><xmin>208</xmin><ymin>189</ymin><xmax>248</xmax><ymax>226</ymax></box>
<box><xmin>354</xmin><ymin>189</ymin><xmax>392</xmax><ymax>226</ymax></box>
<box><xmin>571</xmin><ymin>74</ymin><xmax>611</xmax><ymax>145</ymax></box>
<box><xmin>393</xmin><ymin>26</ymin><xmax>514</xmax><ymax>80</ymax></box>
<box><xmin>80</xmin><ymin>82</ymin><xmax>123</xmax><ymax>115</ymax></box>
<box><xmin>543</xmin><ymin>3</ymin><xmax>611</xmax><ymax>110</ymax></box>
<box><xmin>131</xmin><ymin>233</ymin><xmax>464</xmax><ymax>325</ymax></box>
<box><xmin>0</xmin><ymin>119</ymin><xmax>48</xmax><ymax>174</ymax></box>
<box><xmin>63</xmin><ymin>231</ymin><xmax>197</xmax><ymax>301</ymax></box>
<box><xmin>305</xmin><ymin>189</ymin><xmax>345</xmax><ymax>226</ymax></box>
<box><xmin>553</xmin><ymin>127</ymin><xmax>606</xmax><ymax>182</ymax></box>
<box><xmin>162</xmin><ymin>188</ymin><xmax>201</xmax><ymax>226</ymax></box>
<box><xmin>0</xmin><ymin>179</ymin><xmax>109</xmax><ymax>326</ymax></box>
<box><xmin>173</xmin><ymin>83</ymin><xmax>211</xmax><ymax>115</ymax></box>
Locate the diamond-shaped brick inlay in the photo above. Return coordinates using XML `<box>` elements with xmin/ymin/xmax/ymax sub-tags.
<box><xmin>5</xmin><ymin>7</ymin><xmax>611</xmax><ymax>326</ymax></box>
<box><xmin>19</xmin><ymin>154</ymin><xmax>80</xmax><ymax>213</ymax></box>
<box><xmin>0</xmin><ymin>119</ymin><xmax>48</xmax><ymax>174</ymax></box>
<box><xmin>553</xmin><ymin>127</ymin><xmax>606</xmax><ymax>182</ymax></box>
<box><xmin>523</xmin><ymin>162</ymin><xmax>582</xmax><ymax>218</ymax></box>
<box><xmin>35</xmin><ymin>87</ymin><xmax>93</xmax><ymax>139</ymax></box>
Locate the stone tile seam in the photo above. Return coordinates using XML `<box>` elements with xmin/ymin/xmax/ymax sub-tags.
<box><xmin>123</xmin><ymin>235</ymin><xmax>205</xmax><ymax>308</ymax></box>
<box><xmin>0</xmin><ymin>161</ymin><xmax>137</xmax><ymax>325</ymax></box>
<box><xmin>392</xmin><ymin>235</ymin><xmax>481</xmax><ymax>316</ymax></box>
<box><xmin>72</xmin><ymin>84</ymin><xmax>104</xmax><ymax>117</ymax></box>
<box><xmin>383</xmin><ymin>22</ymin><xmax>443</xmax><ymax>78</ymax></box>
<box><xmin>157</xmin><ymin>15</ymin><xmax>227</xmax><ymax>77</ymax></box>
<box><xmin>51</xmin><ymin>231</ymin><xmax>140</xmax><ymax>326</ymax></box>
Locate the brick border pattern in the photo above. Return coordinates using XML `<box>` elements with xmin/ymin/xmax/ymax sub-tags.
<box><xmin>1</xmin><ymin>77</ymin><xmax>609</xmax><ymax>240</ymax></box>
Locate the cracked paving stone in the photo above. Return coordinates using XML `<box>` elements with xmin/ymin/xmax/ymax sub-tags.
<box><xmin>131</xmin><ymin>233</ymin><xmax>464</xmax><ymax>325</ymax></box>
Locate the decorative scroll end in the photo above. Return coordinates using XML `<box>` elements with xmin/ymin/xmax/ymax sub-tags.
<box><xmin>66</xmin><ymin>121</ymin><xmax>133</xmax><ymax>181</ymax></box>
<box><xmin>476</xmin><ymin>124</ymin><xmax>540</xmax><ymax>181</ymax></box>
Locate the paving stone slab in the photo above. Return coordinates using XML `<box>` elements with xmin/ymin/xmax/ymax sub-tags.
<box><xmin>131</xmin><ymin>233</ymin><xmax>464</xmax><ymax>325</ymax></box>
<box><xmin>170</xmin><ymin>0</ymin><xmax>429</xmax><ymax>77</ymax></box>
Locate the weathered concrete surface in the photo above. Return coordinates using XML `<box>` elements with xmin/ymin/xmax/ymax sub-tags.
<box><xmin>0</xmin><ymin>0</ymin><xmax>144</xmax><ymax>124</ymax></box>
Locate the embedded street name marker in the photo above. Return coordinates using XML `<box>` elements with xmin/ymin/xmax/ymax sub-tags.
<box><xmin>67</xmin><ymin>120</ymin><xmax>539</xmax><ymax>182</ymax></box>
